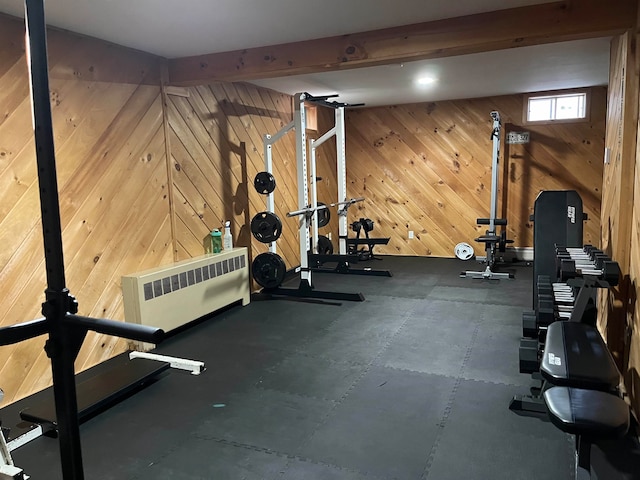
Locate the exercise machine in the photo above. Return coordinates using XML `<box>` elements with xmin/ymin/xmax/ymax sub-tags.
<box><xmin>461</xmin><ymin>111</ymin><xmax>513</xmax><ymax>280</ymax></box>
<box><xmin>254</xmin><ymin>93</ymin><xmax>365</xmax><ymax>301</ymax></box>
<box><xmin>305</xmin><ymin>99</ymin><xmax>391</xmax><ymax>277</ymax></box>
<box><xmin>347</xmin><ymin>218</ymin><xmax>389</xmax><ymax>261</ymax></box>
<box><xmin>529</xmin><ymin>190</ymin><xmax>587</xmax><ymax>309</ymax></box>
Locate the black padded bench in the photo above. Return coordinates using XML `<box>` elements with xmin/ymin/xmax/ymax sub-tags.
<box><xmin>541</xmin><ymin>321</ymin><xmax>620</xmax><ymax>391</ymax></box>
<box><xmin>19</xmin><ymin>354</ymin><xmax>169</xmax><ymax>429</ymax></box>
<box><xmin>540</xmin><ymin>321</ymin><xmax>630</xmax><ymax>479</ymax></box>
<box><xmin>510</xmin><ymin>320</ymin><xmax>619</xmax><ymax>413</ymax></box>
<box><xmin>544</xmin><ymin>387</ymin><xmax>629</xmax><ymax>479</ymax></box>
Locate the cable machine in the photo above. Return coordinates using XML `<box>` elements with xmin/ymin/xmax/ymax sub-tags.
<box><xmin>461</xmin><ymin>111</ymin><xmax>513</xmax><ymax>280</ymax></box>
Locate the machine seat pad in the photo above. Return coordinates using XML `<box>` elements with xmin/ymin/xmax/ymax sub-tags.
<box><xmin>541</xmin><ymin>321</ymin><xmax>620</xmax><ymax>391</ymax></box>
<box><xmin>543</xmin><ymin>386</ymin><xmax>629</xmax><ymax>438</ymax></box>
<box><xmin>475</xmin><ymin>235</ymin><xmax>501</xmax><ymax>244</ymax></box>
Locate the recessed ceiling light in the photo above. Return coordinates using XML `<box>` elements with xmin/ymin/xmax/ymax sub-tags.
<box><xmin>416</xmin><ymin>76</ymin><xmax>437</xmax><ymax>86</ymax></box>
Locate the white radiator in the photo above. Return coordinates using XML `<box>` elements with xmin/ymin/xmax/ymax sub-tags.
<box><xmin>122</xmin><ymin>247</ymin><xmax>250</xmax><ymax>348</ymax></box>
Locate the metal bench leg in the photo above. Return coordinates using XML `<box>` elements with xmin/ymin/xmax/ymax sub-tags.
<box><xmin>575</xmin><ymin>435</ymin><xmax>591</xmax><ymax>480</ymax></box>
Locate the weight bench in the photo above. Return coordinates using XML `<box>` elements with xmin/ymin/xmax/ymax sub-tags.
<box><xmin>346</xmin><ymin>237</ymin><xmax>390</xmax><ymax>261</ymax></box>
<box><xmin>544</xmin><ymin>387</ymin><xmax>629</xmax><ymax>479</ymax></box>
<box><xmin>510</xmin><ymin>320</ymin><xmax>621</xmax><ymax>413</ymax></box>
<box><xmin>540</xmin><ymin>321</ymin><xmax>630</xmax><ymax>479</ymax></box>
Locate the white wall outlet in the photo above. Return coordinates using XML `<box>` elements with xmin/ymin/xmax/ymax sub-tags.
<box><xmin>604</xmin><ymin>147</ymin><xmax>611</xmax><ymax>165</ymax></box>
<box><xmin>408</xmin><ymin>230</ymin><xmax>414</xmax><ymax>239</ymax></box>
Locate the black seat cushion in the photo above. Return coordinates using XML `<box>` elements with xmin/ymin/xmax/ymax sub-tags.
<box><xmin>541</xmin><ymin>321</ymin><xmax>620</xmax><ymax>391</ymax></box>
<box><xmin>475</xmin><ymin>235</ymin><xmax>500</xmax><ymax>243</ymax></box>
<box><xmin>544</xmin><ymin>387</ymin><xmax>629</xmax><ymax>439</ymax></box>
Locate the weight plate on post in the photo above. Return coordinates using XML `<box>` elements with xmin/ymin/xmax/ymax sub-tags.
<box><xmin>317</xmin><ymin>235</ymin><xmax>334</xmax><ymax>255</ymax></box>
<box><xmin>317</xmin><ymin>202</ymin><xmax>330</xmax><ymax>228</ymax></box>
<box><xmin>251</xmin><ymin>211</ymin><xmax>282</xmax><ymax>243</ymax></box>
<box><xmin>252</xmin><ymin>252</ymin><xmax>286</xmax><ymax>289</ymax></box>
<box><xmin>254</xmin><ymin>172</ymin><xmax>276</xmax><ymax>195</ymax></box>
<box><xmin>454</xmin><ymin>242</ymin><xmax>474</xmax><ymax>261</ymax></box>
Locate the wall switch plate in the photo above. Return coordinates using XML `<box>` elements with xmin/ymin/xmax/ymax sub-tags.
<box><xmin>408</xmin><ymin>230</ymin><xmax>414</xmax><ymax>239</ymax></box>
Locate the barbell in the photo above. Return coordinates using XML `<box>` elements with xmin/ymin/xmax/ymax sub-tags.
<box><xmin>287</xmin><ymin>197</ymin><xmax>365</xmax><ymax>219</ymax></box>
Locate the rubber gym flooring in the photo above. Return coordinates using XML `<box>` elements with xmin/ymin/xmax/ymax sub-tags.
<box><xmin>6</xmin><ymin>256</ymin><xmax>640</xmax><ymax>479</ymax></box>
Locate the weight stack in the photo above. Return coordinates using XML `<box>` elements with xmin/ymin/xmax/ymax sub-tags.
<box><xmin>531</xmin><ymin>191</ymin><xmax>585</xmax><ymax>310</ymax></box>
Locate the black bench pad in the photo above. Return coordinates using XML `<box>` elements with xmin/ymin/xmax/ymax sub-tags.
<box><xmin>475</xmin><ymin>235</ymin><xmax>501</xmax><ymax>243</ymax></box>
<box><xmin>477</xmin><ymin>218</ymin><xmax>507</xmax><ymax>226</ymax></box>
<box><xmin>541</xmin><ymin>321</ymin><xmax>620</xmax><ymax>391</ymax></box>
<box><xmin>544</xmin><ymin>386</ymin><xmax>629</xmax><ymax>438</ymax></box>
<box><xmin>20</xmin><ymin>357</ymin><xmax>169</xmax><ymax>427</ymax></box>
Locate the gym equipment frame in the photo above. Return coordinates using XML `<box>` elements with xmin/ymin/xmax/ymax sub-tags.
<box><xmin>0</xmin><ymin>2</ymin><xmax>164</xmax><ymax>479</ymax></box>
<box><xmin>306</xmin><ymin>98</ymin><xmax>391</xmax><ymax>277</ymax></box>
<box><xmin>462</xmin><ymin>111</ymin><xmax>513</xmax><ymax>280</ymax></box>
<box><xmin>260</xmin><ymin>93</ymin><xmax>364</xmax><ymax>301</ymax></box>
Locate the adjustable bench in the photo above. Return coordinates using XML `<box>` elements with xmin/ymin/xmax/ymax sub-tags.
<box><xmin>541</xmin><ymin>321</ymin><xmax>630</xmax><ymax>479</ymax></box>
<box><xmin>544</xmin><ymin>387</ymin><xmax>629</xmax><ymax>479</ymax></box>
<box><xmin>541</xmin><ymin>321</ymin><xmax>620</xmax><ymax>391</ymax></box>
<box><xmin>511</xmin><ymin>320</ymin><xmax>622</xmax><ymax>411</ymax></box>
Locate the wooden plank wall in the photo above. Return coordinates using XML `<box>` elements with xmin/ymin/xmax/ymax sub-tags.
<box><xmin>0</xmin><ymin>14</ymin><xmax>170</xmax><ymax>405</ymax></box>
<box><xmin>165</xmin><ymin>85</ymin><xmax>332</xmax><ymax>273</ymax></box>
<box><xmin>342</xmin><ymin>92</ymin><xmax>606</xmax><ymax>257</ymax></box>
<box><xmin>601</xmin><ymin>30</ymin><xmax>640</xmax><ymax>414</ymax></box>
<box><xmin>0</xmin><ymin>15</ymin><xmax>310</xmax><ymax>406</ymax></box>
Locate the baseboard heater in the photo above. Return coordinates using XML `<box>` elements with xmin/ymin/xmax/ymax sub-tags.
<box><xmin>122</xmin><ymin>247</ymin><xmax>250</xmax><ymax>348</ymax></box>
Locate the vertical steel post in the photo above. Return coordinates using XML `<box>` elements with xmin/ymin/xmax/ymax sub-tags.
<box><xmin>24</xmin><ymin>0</ymin><xmax>85</xmax><ymax>478</ymax></box>
<box><xmin>335</xmin><ymin>107</ymin><xmax>348</xmax><ymax>255</ymax></box>
<box><xmin>489</xmin><ymin>111</ymin><xmax>501</xmax><ymax>233</ymax></box>
<box><xmin>294</xmin><ymin>94</ymin><xmax>311</xmax><ymax>284</ymax></box>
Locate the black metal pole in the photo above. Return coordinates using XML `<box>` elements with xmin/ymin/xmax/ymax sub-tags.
<box><xmin>24</xmin><ymin>1</ymin><xmax>86</xmax><ymax>478</ymax></box>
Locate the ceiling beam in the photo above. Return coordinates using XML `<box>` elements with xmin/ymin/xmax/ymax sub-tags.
<box><xmin>168</xmin><ymin>0</ymin><xmax>637</xmax><ymax>86</ymax></box>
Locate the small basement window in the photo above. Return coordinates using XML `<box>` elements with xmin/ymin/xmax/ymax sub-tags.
<box><xmin>525</xmin><ymin>91</ymin><xmax>588</xmax><ymax>123</ymax></box>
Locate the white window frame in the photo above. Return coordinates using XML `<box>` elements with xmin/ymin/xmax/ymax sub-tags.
<box><xmin>523</xmin><ymin>89</ymin><xmax>591</xmax><ymax>125</ymax></box>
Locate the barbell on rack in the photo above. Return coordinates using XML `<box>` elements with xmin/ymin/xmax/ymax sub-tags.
<box><xmin>286</xmin><ymin>197</ymin><xmax>365</xmax><ymax>220</ymax></box>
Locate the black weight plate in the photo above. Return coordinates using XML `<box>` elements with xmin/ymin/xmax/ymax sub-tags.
<box><xmin>317</xmin><ymin>235</ymin><xmax>334</xmax><ymax>255</ymax></box>
<box><xmin>317</xmin><ymin>202</ymin><xmax>330</xmax><ymax>228</ymax></box>
<box><xmin>254</xmin><ymin>172</ymin><xmax>276</xmax><ymax>195</ymax></box>
<box><xmin>251</xmin><ymin>211</ymin><xmax>282</xmax><ymax>243</ymax></box>
<box><xmin>252</xmin><ymin>252</ymin><xmax>286</xmax><ymax>289</ymax></box>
